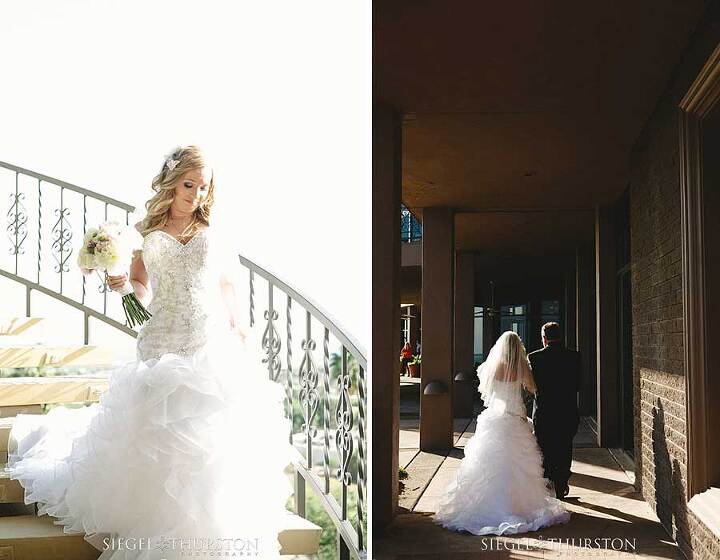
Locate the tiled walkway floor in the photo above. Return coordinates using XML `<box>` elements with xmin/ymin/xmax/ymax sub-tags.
<box><xmin>381</xmin><ymin>386</ymin><xmax>681</xmax><ymax>559</ymax></box>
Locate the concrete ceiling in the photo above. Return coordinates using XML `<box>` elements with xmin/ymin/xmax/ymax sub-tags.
<box><xmin>375</xmin><ymin>0</ymin><xmax>709</xmax><ymax>253</ymax></box>
<box><xmin>455</xmin><ymin>210</ymin><xmax>595</xmax><ymax>255</ymax></box>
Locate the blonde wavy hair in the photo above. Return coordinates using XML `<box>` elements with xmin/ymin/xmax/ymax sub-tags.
<box><xmin>140</xmin><ymin>145</ymin><xmax>216</xmax><ymax>243</ymax></box>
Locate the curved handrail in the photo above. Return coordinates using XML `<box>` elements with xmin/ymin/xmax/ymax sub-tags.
<box><xmin>0</xmin><ymin>160</ymin><xmax>134</xmax><ymax>212</ymax></box>
<box><xmin>238</xmin><ymin>255</ymin><xmax>366</xmax><ymax>369</ymax></box>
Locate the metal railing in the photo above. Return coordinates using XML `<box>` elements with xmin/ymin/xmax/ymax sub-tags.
<box><xmin>0</xmin><ymin>160</ymin><xmax>367</xmax><ymax>558</ymax></box>
<box><xmin>401</xmin><ymin>204</ymin><xmax>422</xmax><ymax>243</ymax></box>
<box><xmin>246</xmin><ymin>257</ymin><xmax>367</xmax><ymax>558</ymax></box>
<box><xmin>1</xmin><ymin>160</ymin><xmax>136</xmax><ymax>341</ymax></box>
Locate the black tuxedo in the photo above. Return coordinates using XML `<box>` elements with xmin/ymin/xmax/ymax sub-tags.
<box><xmin>527</xmin><ymin>342</ymin><xmax>581</xmax><ymax>494</ymax></box>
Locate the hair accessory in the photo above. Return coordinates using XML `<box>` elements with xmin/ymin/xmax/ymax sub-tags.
<box><xmin>164</xmin><ymin>146</ymin><xmax>183</xmax><ymax>172</ymax></box>
<box><xmin>165</xmin><ymin>157</ymin><xmax>179</xmax><ymax>171</ymax></box>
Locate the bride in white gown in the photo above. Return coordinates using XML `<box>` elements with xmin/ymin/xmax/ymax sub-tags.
<box><xmin>5</xmin><ymin>146</ymin><xmax>295</xmax><ymax>559</ymax></box>
<box><xmin>434</xmin><ymin>331</ymin><xmax>570</xmax><ymax>536</ymax></box>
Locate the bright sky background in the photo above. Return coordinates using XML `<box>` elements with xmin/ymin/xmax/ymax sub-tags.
<box><xmin>0</xmin><ymin>1</ymin><xmax>370</xmax><ymax>349</ymax></box>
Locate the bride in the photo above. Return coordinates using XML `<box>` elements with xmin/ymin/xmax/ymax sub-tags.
<box><xmin>5</xmin><ymin>146</ymin><xmax>295</xmax><ymax>559</ymax></box>
<box><xmin>434</xmin><ymin>331</ymin><xmax>570</xmax><ymax>536</ymax></box>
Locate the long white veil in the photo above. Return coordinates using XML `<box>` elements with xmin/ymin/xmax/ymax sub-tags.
<box><xmin>477</xmin><ymin>331</ymin><xmax>536</xmax><ymax>404</ymax></box>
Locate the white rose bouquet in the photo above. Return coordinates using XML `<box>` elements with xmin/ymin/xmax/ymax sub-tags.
<box><xmin>77</xmin><ymin>221</ymin><xmax>151</xmax><ymax>327</ymax></box>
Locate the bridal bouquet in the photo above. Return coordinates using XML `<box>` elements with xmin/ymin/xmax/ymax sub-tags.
<box><xmin>77</xmin><ymin>221</ymin><xmax>151</xmax><ymax>327</ymax></box>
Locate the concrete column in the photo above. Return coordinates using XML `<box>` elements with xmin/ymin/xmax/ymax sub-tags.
<box><xmin>595</xmin><ymin>206</ymin><xmax>620</xmax><ymax>447</ymax></box>
<box><xmin>372</xmin><ymin>105</ymin><xmax>401</xmax><ymax>533</ymax></box>
<box><xmin>420</xmin><ymin>207</ymin><xmax>455</xmax><ymax>452</ymax></box>
<box><xmin>453</xmin><ymin>251</ymin><xmax>475</xmax><ymax>417</ymax></box>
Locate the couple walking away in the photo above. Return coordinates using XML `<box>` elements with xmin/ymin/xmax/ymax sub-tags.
<box><xmin>434</xmin><ymin>322</ymin><xmax>580</xmax><ymax>536</ymax></box>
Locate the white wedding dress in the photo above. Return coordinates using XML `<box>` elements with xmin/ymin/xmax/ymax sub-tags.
<box><xmin>5</xmin><ymin>228</ymin><xmax>295</xmax><ymax>559</ymax></box>
<box><xmin>434</xmin><ymin>333</ymin><xmax>570</xmax><ymax>536</ymax></box>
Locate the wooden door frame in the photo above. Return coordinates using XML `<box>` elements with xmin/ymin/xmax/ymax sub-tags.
<box><xmin>678</xmin><ymin>43</ymin><xmax>720</xmax><ymax>499</ymax></box>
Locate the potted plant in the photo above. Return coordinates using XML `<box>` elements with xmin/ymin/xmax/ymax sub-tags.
<box><xmin>408</xmin><ymin>354</ymin><xmax>421</xmax><ymax>378</ymax></box>
<box><xmin>399</xmin><ymin>466</ymin><xmax>409</xmax><ymax>494</ymax></box>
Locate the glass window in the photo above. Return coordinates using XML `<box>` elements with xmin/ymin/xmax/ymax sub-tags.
<box><xmin>473</xmin><ymin>306</ymin><xmax>484</xmax><ymax>365</ymax></box>
<box><xmin>400</xmin><ymin>205</ymin><xmax>422</xmax><ymax>243</ymax></box>
<box><xmin>541</xmin><ymin>300</ymin><xmax>561</xmax><ymax>328</ymax></box>
<box><xmin>401</xmin><ymin>317</ymin><xmax>410</xmax><ymax>344</ymax></box>
<box><xmin>500</xmin><ymin>304</ymin><xmax>527</xmax><ymax>344</ymax></box>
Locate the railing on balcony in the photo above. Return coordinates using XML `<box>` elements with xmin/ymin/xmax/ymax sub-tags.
<box><xmin>401</xmin><ymin>204</ymin><xmax>422</xmax><ymax>242</ymax></box>
<box><xmin>0</xmin><ymin>160</ymin><xmax>367</xmax><ymax>559</ymax></box>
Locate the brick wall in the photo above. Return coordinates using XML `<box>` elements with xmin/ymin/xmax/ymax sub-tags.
<box><xmin>630</xmin><ymin>112</ymin><xmax>688</xmax><ymax>549</ymax></box>
<box><xmin>629</xmin><ymin>3</ymin><xmax>720</xmax><ymax>558</ymax></box>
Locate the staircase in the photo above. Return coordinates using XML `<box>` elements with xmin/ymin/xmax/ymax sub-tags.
<box><xmin>1</xmin><ymin>159</ymin><xmax>366</xmax><ymax>558</ymax></box>
<box><xmin>0</xmin><ymin>317</ymin><xmax>322</xmax><ymax>559</ymax></box>
<box><xmin>0</xmin><ymin>317</ymin><xmax>115</xmax><ymax>369</ymax></box>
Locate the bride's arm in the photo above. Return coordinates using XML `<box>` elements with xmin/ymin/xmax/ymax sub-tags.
<box><xmin>107</xmin><ymin>222</ymin><xmax>151</xmax><ymax>304</ymax></box>
<box><xmin>128</xmin><ymin>250</ymin><xmax>151</xmax><ymax>305</ymax></box>
<box><xmin>219</xmin><ymin>271</ymin><xmax>247</xmax><ymax>341</ymax></box>
<box><xmin>106</xmin><ymin>250</ymin><xmax>150</xmax><ymax>303</ymax></box>
<box><xmin>220</xmin><ymin>272</ymin><xmax>238</xmax><ymax>328</ymax></box>
<box><xmin>521</xmin><ymin>357</ymin><xmax>537</xmax><ymax>395</ymax></box>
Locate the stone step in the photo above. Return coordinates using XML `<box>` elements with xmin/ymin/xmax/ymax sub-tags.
<box><xmin>0</xmin><ymin>418</ymin><xmax>15</xmax><ymax>454</ymax></box>
<box><xmin>0</xmin><ymin>512</ymin><xmax>320</xmax><ymax>557</ymax></box>
<box><xmin>278</xmin><ymin>512</ymin><xmax>322</xmax><ymax>555</ymax></box>
<box><xmin>0</xmin><ymin>346</ymin><xmax>115</xmax><ymax>369</ymax></box>
<box><xmin>0</xmin><ymin>406</ymin><xmax>44</xmax><ymax>419</ymax></box>
<box><xmin>0</xmin><ymin>318</ymin><xmax>46</xmax><ymax>342</ymax></box>
<box><xmin>0</xmin><ymin>459</ymin><xmax>322</xmax><ymax>554</ymax></box>
<box><xmin>0</xmin><ymin>377</ymin><xmax>108</xmax><ymax>407</ymax></box>
<box><xmin>0</xmin><ymin>515</ymin><xmax>100</xmax><ymax>559</ymax></box>
<box><xmin>0</xmin><ymin>464</ymin><xmax>24</xmax><ymax>505</ymax></box>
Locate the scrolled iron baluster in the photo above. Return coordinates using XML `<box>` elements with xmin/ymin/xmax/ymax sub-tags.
<box><xmin>50</xmin><ymin>208</ymin><xmax>73</xmax><ymax>272</ymax></box>
<box><xmin>356</xmin><ymin>362</ymin><xmax>366</xmax><ymax>548</ymax></box>
<box><xmin>298</xmin><ymin>312</ymin><xmax>319</xmax><ymax>468</ymax></box>
<box><xmin>249</xmin><ymin>269</ymin><xmax>255</xmax><ymax>328</ymax></box>
<box><xmin>37</xmin><ymin>180</ymin><xmax>42</xmax><ymax>283</ymax></box>
<box><xmin>50</xmin><ymin>206</ymin><xmax>73</xmax><ymax>272</ymax></box>
<box><xmin>335</xmin><ymin>347</ymin><xmax>354</xmax><ymax>519</ymax></box>
<box><xmin>262</xmin><ymin>284</ymin><xmax>282</xmax><ymax>382</ymax></box>
<box><xmin>7</xmin><ymin>192</ymin><xmax>28</xmax><ymax>258</ymax></box>
<box><xmin>285</xmin><ymin>296</ymin><xmax>294</xmax><ymax>443</ymax></box>
<box><xmin>322</xmin><ymin>327</ymin><xmax>331</xmax><ymax>494</ymax></box>
<box><xmin>50</xmin><ymin>188</ymin><xmax>73</xmax><ymax>294</ymax></box>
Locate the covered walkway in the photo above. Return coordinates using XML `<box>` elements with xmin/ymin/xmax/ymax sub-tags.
<box><xmin>377</xmin><ymin>387</ymin><xmax>682</xmax><ymax>559</ymax></box>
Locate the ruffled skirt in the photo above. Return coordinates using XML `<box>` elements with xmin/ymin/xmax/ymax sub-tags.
<box><xmin>5</xmin><ymin>332</ymin><xmax>295</xmax><ymax>559</ymax></box>
<box><xmin>434</xmin><ymin>408</ymin><xmax>570</xmax><ymax>536</ymax></box>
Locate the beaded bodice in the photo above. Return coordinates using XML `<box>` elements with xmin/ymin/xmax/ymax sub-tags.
<box><xmin>135</xmin><ymin>228</ymin><xmax>227</xmax><ymax>361</ymax></box>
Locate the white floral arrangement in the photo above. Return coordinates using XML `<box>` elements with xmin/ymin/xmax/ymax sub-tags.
<box><xmin>77</xmin><ymin>221</ymin><xmax>151</xmax><ymax>327</ymax></box>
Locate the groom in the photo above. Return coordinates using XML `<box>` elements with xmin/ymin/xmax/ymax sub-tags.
<box><xmin>528</xmin><ymin>322</ymin><xmax>581</xmax><ymax>499</ymax></box>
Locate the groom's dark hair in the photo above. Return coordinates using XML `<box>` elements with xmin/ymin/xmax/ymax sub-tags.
<box><xmin>541</xmin><ymin>322</ymin><xmax>562</xmax><ymax>342</ymax></box>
